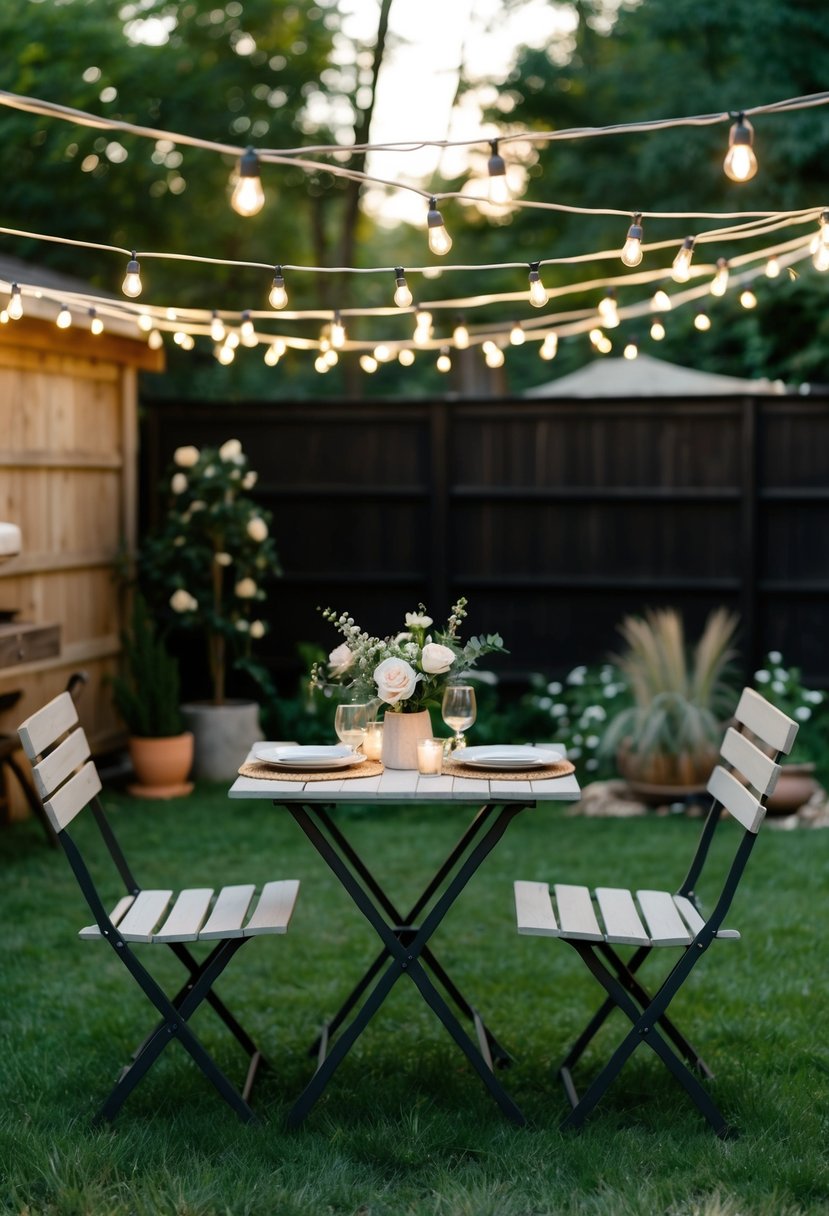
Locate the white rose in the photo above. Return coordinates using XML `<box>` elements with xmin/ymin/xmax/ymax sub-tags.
<box><xmin>329</xmin><ymin>643</ymin><xmax>354</xmax><ymax>676</ymax></box>
<box><xmin>374</xmin><ymin>657</ymin><xmax>421</xmax><ymax>705</ymax></box>
<box><xmin>235</xmin><ymin>577</ymin><xmax>257</xmax><ymax>599</ymax></box>
<box><xmin>214</xmin><ymin>552</ymin><xmax>232</xmax><ymax>566</ymax></box>
<box><xmin>171</xmin><ymin>472</ymin><xmax>188</xmax><ymax>494</ymax></box>
<box><xmin>405</xmin><ymin>611</ymin><xmax>433</xmax><ymax>629</ymax></box>
<box><xmin>250</xmin><ymin>620</ymin><xmax>266</xmax><ymax>639</ymax></box>
<box><xmin>242</xmin><ymin>470</ymin><xmax>258</xmax><ymax>489</ymax></box>
<box><xmin>247</xmin><ymin>517</ymin><xmax>268</xmax><ymax>542</ymax></box>
<box><xmin>170</xmin><ymin>588</ymin><xmax>198</xmax><ymax>613</ymax></box>
<box><xmin>219</xmin><ymin>438</ymin><xmax>243</xmax><ymax>461</ymax></box>
<box><xmin>173</xmin><ymin>445</ymin><xmax>200</xmax><ymax>468</ymax></box>
<box><xmin>422</xmin><ymin>643</ymin><xmax>455</xmax><ymax>675</ymax></box>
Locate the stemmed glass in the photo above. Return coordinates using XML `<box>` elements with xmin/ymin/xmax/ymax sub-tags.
<box><xmin>334</xmin><ymin>703</ymin><xmax>369</xmax><ymax>753</ymax></box>
<box><xmin>441</xmin><ymin>684</ymin><xmax>477</xmax><ymax>752</ymax></box>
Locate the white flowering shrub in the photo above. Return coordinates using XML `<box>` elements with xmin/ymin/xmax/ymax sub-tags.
<box><xmin>139</xmin><ymin>440</ymin><xmax>281</xmax><ymax>704</ymax></box>
<box><xmin>522</xmin><ymin>663</ymin><xmax>632</xmax><ymax>778</ymax></box>
<box><xmin>753</xmin><ymin>651</ymin><xmax>828</xmax><ymax>767</ymax></box>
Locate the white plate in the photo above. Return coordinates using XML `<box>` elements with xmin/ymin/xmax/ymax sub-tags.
<box><xmin>252</xmin><ymin>744</ymin><xmax>367</xmax><ymax>770</ymax></box>
<box><xmin>452</xmin><ymin>744</ymin><xmax>562</xmax><ymax>769</ymax></box>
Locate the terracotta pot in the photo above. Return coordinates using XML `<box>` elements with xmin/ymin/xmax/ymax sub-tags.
<box><xmin>765</xmin><ymin>762</ymin><xmax>818</xmax><ymax>816</ymax></box>
<box><xmin>617</xmin><ymin>742</ymin><xmax>719</xmax><ymax>789</ymax></box>
<box><xmin>180</xmin><ymin>700</ymin><xmax>263</xmax><ymax>781</ymax></box>
<box><xmin>128</xmin><ymin>732</ymin><xmax>194</xmax><ymax>799</ymax></box>
<box><xmin>381</xmin><ymin>709</ymin><xmax>432</xmax><ymax>770</ymax></box>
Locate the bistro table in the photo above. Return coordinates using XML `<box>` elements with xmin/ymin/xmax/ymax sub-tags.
<box><xmin>229</xmin><ymin>745</ymin><xmax>580</xmax><ymax>1126</ymax></box>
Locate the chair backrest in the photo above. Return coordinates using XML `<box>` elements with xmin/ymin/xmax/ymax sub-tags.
<box><xmin>18</xmin><ymin>691</ymin><xmax>102</xmax><ymax>834</ymax></box>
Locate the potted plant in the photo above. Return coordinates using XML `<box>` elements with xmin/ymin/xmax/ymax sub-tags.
<box><xmin>111</xmin><ymin>592</ymin><xmax>194</xmax><ymax>798</ymax></box>
<box><xmin>752</xmin><ymin>651</ymin><xmax>827</xmax><ymax>813</ymax></box>
<box><xmin>139</xmin><ymin>438</ymin><xmax>281</xmax><ymax>780</ymax></box>
<box><xmin>600</xmin><ymin>606</ymin><xmax>739</xmax><ymax>799</ymax></box>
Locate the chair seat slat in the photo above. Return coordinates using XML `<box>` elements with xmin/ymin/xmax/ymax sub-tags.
<box><xmin>720</xmin><ymin>726</ymin><xmax>780</xmax><ymax>797</ymax></box>
<box><xmin>554</xmin><ymin>884</ymin><xmax>603</xmax><ymax>941</ymax></box>
<box><xmin>673</xmin><ymin>894</ymin><xmax>741</xmax><ymax>941</ymax></box>
<box><xmin>117</xmin><ymin>890</ymin><xmax>173</xmax><ymax>942</ymax></box>
<box><xmin>244</xmin><ymin>880</ymin><xmax>300</xmax><ymax>936</ymax></box>
<box><xmin>636</xmin><ymin>889</ymin><xmax>693</xmax><ymax>945</ymax></box>
<box><xmin>32</xmin><ymin>727</ymin><xmax>91</xmax><ymax>801</ymax></box>
<box><xmin>199</xmin><ymin>884</ymin><xmax>256</xmax><ymax>940</ymax></box>
<box><xmin>154</xmin><ymin>888</ymin><xmax>215</xmax><ymax>942</ymax></box>
<box><xmin>595</xmin><ymin>887</ymin><xmax>650</xmax><ymax>945</ymax></box>
<box><xmin>514</xmin><ymin>880</ymin><xmax>560</xmax><ymax>936</ymax></box>
<box><xmin>79</xmin><ymin>894</ymin><xmax>136</xmax><ymax>940</ymax></box>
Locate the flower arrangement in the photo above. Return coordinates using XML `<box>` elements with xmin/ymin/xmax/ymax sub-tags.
<box><xmin>139</xmin><ymin>438</ymin><xmax>281</xmax><ymax>705</ymax></box>
<box><xmin>314</xmin><ymin>598</ymin><xmax>507</xmax><ymax>713</ymax></box>
<box><xmin>753</xmin><ymin>651</ymin><xmax>827</xmax><ymax>766</ymax></box>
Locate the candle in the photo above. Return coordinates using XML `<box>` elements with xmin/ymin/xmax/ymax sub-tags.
<box><xmin>363</xmin><ymin>721</ymin><xmax>384</xmax><ymax>760</ymax></box>
<box><xmin>416</xmin><ymin>738</ymin><xmax>443</xmax><ymax>776</ymax></box>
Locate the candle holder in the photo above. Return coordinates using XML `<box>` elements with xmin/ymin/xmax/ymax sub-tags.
<box><xmin>416</xmin><ymin>738</ymin><xmax>444</xmax><ymax>776</ymax></box>
<box><xmin>363</xmin><ymin>720</ymin><xmax>384</xmax><ymax>761</ymax></box>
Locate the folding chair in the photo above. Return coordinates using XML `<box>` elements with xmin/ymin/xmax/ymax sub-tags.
<box><xmin>18</xmin><ymin>690</ymin><xmax>300</xmax><ymax>1124</ymax></box>
<box><xmin>513</xmin><ymin>686</ymin><xmax>798</xmax><ymax>1136</ymax></box>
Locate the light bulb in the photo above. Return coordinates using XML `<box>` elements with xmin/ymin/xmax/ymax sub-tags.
<box><xmin>268</xmin><ymin>267</ymin><xmax>287</xmax><ymax>310</ymax></box>
<box><xmin>436</xmin><ymin>347</ymin><xmax>452</xmax><ymax>373</ymax></box>
<box><xmin>56</xmin><ymin>305</ymin><xmax>72</xmax><ymax>329</ymax></box>
<box><xmin>122</xmin><ymin>253</ymin><xmax>142</xmax><ymax>298</ymax></box>
<box><xmin>181</xmin><ymin>333</ymin><xmax>195</xmax><ymax>350</ymax></box>
<box><xmin>812</xmin><ymin>212</ymin><xmax>829</xmax><ymax>270</ymax></box>
<box><xmin>621</xmin><ymin>213</ymin><xmax>644</xmax><ymax>267</ymax></box>
<box><xmin>413</xmin><ymin>309</ymin><xmax>432</xmax><ymax>346</ymax></box>
<box><xmin>264</xmin><ymin>342</ymin><xmax>281</xmax><ymax>366</ymax></box>
<box><xmin>596</xmin><ymin>335</ymin><xmax>613</xmax><ymax>354</ymax></box>
<box><xmin>588</xmin><ymin>328</ymin><xmax>604</xmax><ymax>348</ymax></box>
<box><xmin>398</xmin><ymin>348</ymin><xmax>415</xmax><ymax>366</ymax></box>
<box><xmin>148</xmin><ymin>329</ymin><xmax>163</xmax><ymax>350</ymax></box>
<box><xmin>7</xmin><ymin>283</ymin><xmax>22</xmax><ymax>320</ymax></box>
<box><xmin>623</xmin><ymin>341</ymin><xmax>638</xmax><ymax>360</ymax></box>
<box><xmin>324</xmin><ymin>348</ymin><xmax>338</xmax><ymax>367</ymax></box>
<box><xmin>651</xmin><ymin>289</ymin><xmax>672</xmax><ymax>312</ymax></box>
<box><xmin>359</xmin><ymin>354</ymin><xmax>378</xmax><ymax>374</ymax></box>
<box><xmin>650</xmin><ymin>318</ymin><xmax>666</xmax><ymax>341</ymax></box>
<box><xmin>314</xmin><ymin>355</ymin><xmax>329</xmax><ymax>374</ymax></box>
<box><xmin>217</xmin><ymin>343</ymin><xmax>235</xmax><ymax>365</ymax></box>
<box><xmin>528</xmin><ymin>262</ymin><xmax>548</xmax><ymax>308</ymax></box>
<box><xmin>486</xmin><ymin>139</ymin><xmax>509</xmax><ymax>205</ymax></box>
<box><xmin>723</xmin><ymin>114</ymin><xmax>758</xmax><ymax>183</ymax></box>
<box><xmin>509</xmin><ymin>322</ymin><xmax>525</xmax><ymax>346</ymax></box>
<box><xmin>225</xmin><ymin>330</ymin><xmax>240</xmax><ymax>350</ymax></box>
<box><xmin>231</xmin><ymin>147</ymin><xmax>265</xmax><ymax>216</ymax></box>
<box><xmin>331</xmin><ymin>314</ymin><xmax>346</xmax><ymax>349</ymax></box>
<box><xmin>393</xmin><ymin>267</ymin><xmax>413</xmax><ymax>308</ymax></box>
<box><xmin>89</xmin><ymin>308</ymin><xmax>104</xmax><ymax>335</ymax></box>
<box><xmin>374</xmin><ymin>344</ymin><xmax>392</xmax><ymax>363</ymax></box>
<box><xmin>484</xmin><ymin>344</ymin><xmax>505</xmax><ymax>369</ymax></box>
<box><xmin>740</xmin><ymin>289</ymin><xmax>757</xmax><ymax>309</ymax></box>
<box><xmin>165</xmin><ymin>308</ymin><xmax>177</xmax><ymax>321</ymax></box>
<box><xmin>0</xmin><ymin>310</ymin><xmax>7</xmax><ymax>325</ymax></box>
<box><xmin>812</xmin><ymin>243</ymin><xmax>829</xmax><ymax>273</ymax></box>
<box><xmin>136</xmin><ymin>311</ymin><xmax>152</xmax><ymax>333</ymax></box>
<box><xmin>539</xmin><ymin>333</ymin><xmax>558</xmax><ymax>360</ymax></box>
<box><xmin>765</xmin><ymin>257</ymin><xmax>781</xmax><ymax>278</ymax></box>
<box><xmin>453</xmin><ymin>320</ymin><xmax>469</xmax><ymax>349</ymax></box>
<box><xmin>240</xmin><ymin>311</ymin><xmax>257</xmax><ymax>347</ymax></box>
<box><xmin>694</xmin><ymin>312</ymin><xmax>711</xmax><ymax>331</ymax></box>
<box><xmin>671</xmin><ymin>236</ymin><xmax>695</xmax><ymax>283</ymax></box>
<box><xmin>710</xmin><ymin>257</ymin><xmax>729</xmax><ymax>297</ymax></box>
<box><xmin>597</xmin><ymin>290</ymin><xmax>620</xmax><ymax>329</ymax></box>
<box><xmin>426</xmin><ymin>197</ymin><xmax>452</xmax><ymax>255</ymax></box>
<box><xmin>210</xmin><ymin>312</ymin><xmax>226</xmax><ymax>342</ymax></box>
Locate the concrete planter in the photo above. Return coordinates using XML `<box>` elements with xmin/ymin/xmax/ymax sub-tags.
<box><xmin>180</xmin><ymin>700</ymin><xmax>263</xmax><ymax>781</ymax></box>
<box><xmin>381</xmin><ymin>709</ymin><xmax>432</xmax><ymax>770</ymax></box>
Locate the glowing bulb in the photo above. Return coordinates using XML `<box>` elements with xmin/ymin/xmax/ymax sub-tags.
<box><xmin>413</xmin><ymin>309</ymin><xmax>432</xmax><ymax>346</ymax></box>
<box><xmin>623</xmin><ymin>341</ymin><xmax>638</xmax><ymax>360</ymax></box>
<box><xmin>165</xmin><ymin>307</ymin><xmax>177</xmax><ymax>321</ymax></box>
<box><xmin>136</xmin><ymin>311</ymin><xmax>152</xmax><ymax>333</ymax></box>
<box><xmin>651</xmin><ymin>289</ymin><xmax>672</xmax><ymax>312</ymax></box>
<box><xmin>374</xmin><ymin>344</ymin><xmax>392</xmax><ymax>363</ymax></box>
<box><xmin>225</xmin><ymin>330</ymin><xmax>240</xmax><ymax>350</ymax></box>
<box><xmin>812</xmin><ymin>212</ymin><xmax>829</xmax><ymax>270</ymax></box>
<box><xmin>813</xmin><ymin>244</ymin><xmax>829</xmax><ymax>273</ymax></box>
<box><xmin>89</xmin><ymin>308</ymin><xmax>104</xmax><ymax>335</ymax></box>
<box><xmin>56</xmin><ymin>305</ymin><xmax>72</xmax><ymax>329</ymax></box>
<box><xmin>122</xmin><ymin>253</ymin><xmax>142</xmax><ymax>298</ymax></box>
<box><xmin>621</xmin><ymin>213</ymin><xmax>644</xmax><ymax>267</ymax></box>
<box><xmin>740</xmin><ymin>289</ymin><xmax>757</xmax><ymax>309</ymax></box>
<box><xmin>359</xmin><ymin>354</ymin><xmax>378</xmax><ymax>374</ymax></box>
<box><xmin>398</xmin><ymin>348</ymin><xmax>415</xmax><ymax>366</ymax></box>
<box><xmin>0</xmin><ymin>311</ymin><xmax>8</xmax><ymax>325</ymax></box>
<box><xmin>484</xmin><ymin>344</ymin><xmax>505</xmax><ymax>369</ymax></box>
<box><xmin>539</xmin><ymin>333</ymin><xmax>558</xmax><ymax>360</ymax></box>
<box><xmin>710</xmin><ymin>257</ymin><xmax>730</xmax><ymax>297</ymax></box>
<box><xmin>723</xmin><ymin>114</ymin><xmax>758</xmax><ymax>183</ymax></box>
<box><xmin>436</xmin><ymin>347</ymin><xmax>452</xmax><ymax>373</ymax></box>
<box><xmin>7</xmin><ymin>283</ymin><xmax>22</xmax><ymax>320</ymax></box>
<box><xmin>240</xmin><ymin>311</ymin><xmax>257</xmax><ymax>347</ymax></box>
<box><xmin>268</xmin><ymin>267</ymin><xmax>288</xmax><ymax>310</ymax></box>
<box><xmin>264</xmin><ymin>342</ymin><xmax>281</xmax><ymax>366</ymax></box>
<box><xmin>694</xmin><ymin>312</ymin><xmax>711</xmax><ymax>331</ymax></box>
<box><xmin>509</xmin><ymin>322</ymin><xmax>525</xmax><ymax>346</ymax></box>
<box><xmin>231</xmin><ymin>147</ymin><xmax>265</xmax><ymax>216</ymax></box>
<box><xmin>324</xmin><ymin>348</ymin><xmax>338</xmax><ymax>367</ymax></box>
<box><xmin>650</xmin><ymin>318</ymin><xmax>666</xmax><ymax>341</ymax></box>
<box><xmin>596</xmin><ymin>336</ymin><xmax>613</xmax><ymax>354</ymax></box>
<box><xmin>597</xmin><ymin>290</ymin><xmax>619</xmax><ymax>329</ymax></box>
<box><xmin>330</xmin><ymin>314</ymin><xmax>346</xmax><ymax>349</ymax></box>
<box><xmin>148</xmin><ymin>329</ymin><xmax>163</xmax><ymax>350</ymax></box>
<box><xmin>426</xmin><ymin>197</ymin><xmax>452</xmax><ymax>255</ymax></box>
<box><xmin>528</xmin><ymin>262</ymin><xmax>548</xmax><ymax>308</ymax></box>
<box><xmin>453</xmin><ymin>320</ymin><xmax>469</xmax><ymax>349</ymax></box>
<box><xmin>765</xmin><ymin>257</ymin><xmax>781</xmax><ymax>279</ymax></box>
<box><xmin>588</xmin><ymin>328</ymin><xmax>604</xmax><ymax>348</ymax></box>
<box><xmin>217</xmin><ymin>343</ymin><xmax>235</xmax><ymax>365</ymax></box>
<box><xmin>671</xmin><ymin>236</ymin><xmax>695</xmax><ymax>283</ymax></box>
<box><xmin>314</xmin><ymin>355</ymin><xmax>329</xmax><ymax>374</ymax></box>
<box><xmin>486</xmin><ymin>139</ymin><xmax>509</xmax><ymax>205</ymax></box>
<box><xmin>393</xmin><ymin>267</ymin><xmax>413</xmax><ymax>308</ymax></box>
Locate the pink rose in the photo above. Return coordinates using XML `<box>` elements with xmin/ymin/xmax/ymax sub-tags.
<box><xmin>374</xmin><ymin>657</ymin><xmax>420</xmax><ymax>705</ymax></box>
<box><xmin>329</xmin><ymin>643</ymin><xmax>354</xmax><ymax>677</ymax></box>
<box><xmin>421</xmin><ymin>643</ymin><xmax>455</xmax><ymax>675</ymax></box>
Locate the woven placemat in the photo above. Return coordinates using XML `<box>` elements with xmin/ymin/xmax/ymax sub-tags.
<box><xmin>443</xmin><ymin>757</ymin><xmax>575</xmax><ymax>781</ymax></box>
<box><xmin>238</xmin><ymin>759</ymin><xmax>384</xmax><ymax>782</ymax></box>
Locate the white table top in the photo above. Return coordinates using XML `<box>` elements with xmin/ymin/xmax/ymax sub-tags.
<box><xmin>228</xmin><ymin>743</ymin><xmax>581</xmax><ymax>805</ymax></box>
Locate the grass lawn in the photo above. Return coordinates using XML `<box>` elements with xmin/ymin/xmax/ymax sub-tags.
<box><xmin>1</xmin><ymin>785</ymin><xmax>828</xmax><ymax>1216</ymax></box>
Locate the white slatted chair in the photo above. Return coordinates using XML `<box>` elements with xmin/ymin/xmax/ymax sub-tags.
<box><xmin>514</xmin><ymin>687</ymin><xmax>798</xmax><ymax>1136</ymax></box>
<box><xmin>18</xmin><ymin>691</ymin><xmax>300</xmax><ymax>1125</ymax></box>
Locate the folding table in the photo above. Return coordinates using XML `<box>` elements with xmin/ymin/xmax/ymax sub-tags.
<box><xmin>229</xmin><ymin>748</ymin><xmax>579</xmax><ymax>1126</ymax></box>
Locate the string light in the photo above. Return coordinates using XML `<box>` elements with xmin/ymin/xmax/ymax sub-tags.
<box><xmin>765</xmin><ymin>256</ymin><xmax>781</xmax><ymax>278</ymax></box>
<box><xmin>240</xmin><ymin>310</ymin><xmax>257</xmax><ymax>347</ymax></box>
<box><xmin>740</xmin><ymin>288</ymin><xmax>758</xmax><ymax>308</ymax></box>
<box><xmin>650</xmin><ymin>317</ymin><xmax>666</xmax><ymax>341</ymax></box>
<box><xmin>620</xmin><ymin>213</ymin><xmax>644</xmax><ymax>267</ymax></box>
<box><xmin>597</xmin><ymin>288</ymin><xmax>620</xmax><ymax>328</ymax></box>
<box><xmin>509</xmin><ymin>322</ymin><xmax>525</xmax><ymax>346</ymax></box>
<box><xmin>264</xmin><ymin>341</ymin><xmax>282</xmax><ymax>366</ymax></box>
<box><xmin>723</xmin><ymin>113</ymin><xmax>758</xmax><ymax>183</ymax></box>
<box><xmin>359</xmin><ymin>354</ymin><xmax>378</xmax><ymax>373</ymax></box>
<box><xmin>231</xmin><ymin>147</ymin><xmax>265</xmax><ymax>217</ymax></box>
<box><xmin>710</xmin><ymin>257</ymin><xmax>730</xmax><ymax>296</ymax></box>
<box><xmin>324</xmin><ymin>348</ymin><xmax>338</xmax><ymax>367</ymax></box>
<box><xmin>398</xmin><ymin>348</ymin><xmax>415</xmax><ymax>366</ymax></box>
<box><xmin>436</xmin><ymin>347</ymin><xmax>452</xmax><ymax>372</ymax></box>
<box><xmin>374</xmin><ymin>344</ymin><xmax>393</xmax><ymax>363</ymax></box>
<box><xmin>88</xmin><ymin>307</ymin><xmax>103</xmax><ymax>335</ymax></box>
<box><xmin>671</xmin><ymin>236</ymin><xmax>695</xmax><ymax>282</ymax></box>
<box><xmin>314</xmin><ymin>355</ymin><xmax>329</xmax><ymax>373</ymax></box>
<box><xmin>623</xmin><ymin>340</ymin><xmax>639</xmax><ymax>360</ymax></box>
<box><xmin>56</xmin><ymin>304</ymin><xmax>71</xmax><ymax>329</ymax></box>
<box><xmin>694</xmin><ymin>311</ymin><xmax>711</xmax><ymax>331</ymax></box>
<box><xmin>453</xmin><ymin>318</ymin><xmax>470</xmax><ymax>349</ymax></box>
<box><xmin>528</xmin><ymin>262</ymin><xmax>549</xmax><ymax>308</ymax></box>
<box><xmin>810</xmin><ymin>210</ymin><xmax>829</xmax><ymax>271</ymax></box>
<box><xmin>330</xmin><ymin>312</ymin><xmax>346</xmax><ymax>348</ymax></box>
<box><xmin>651</xmin><ymin>289</ymin><xmax>672</xmax><ymax>312</ymax></box>
<box><xmin>217</xmin><ymin>343</ymin><xmax>235</xmax><ymax>364</ymax></box>
<box><xmin>393</xmin><ymin>267</ymin><xmax>413</xmax><ymax>308</ymax></box>
<box><xmin>225</xmin><ymin>330</ymin><xmax>240</xmax><ymax>350</ymax></box>
<box><xmin>426</xmin><ymin>197</ymin><xmax>452</xmax><ymax>255</ymax></box>
<box><xmin>413</xmin><ymin>309</ymin><xmax>433</xmax><ymax>346</ymax></box>
<box><xmin>483</xmin><ymin>342</ymin><xmax>505</xmax><ymax>369</ymax></box>
<box><xmin>136</xmin><ymin>311</ymin><xmax>153</xmax><ymax>333</ymax></box>
<box><xmin>122</xmin><ymin>252</ymin><xmax>142</xmax><ymax>298</ymax></box>
<box><xmin>173</xmin><ymin>330</ymin><xmax>194</xmax><ymax>349</ymax></box>
<box><xmin>539</xmin><ymin>332</ymin><xmax>558</xmax><ymax>360</ymax></box>
<box><xmin>210</xmin><ymin>311</ymin><xmax>226</xmax><ymax>342</ymax></box>
<box><xmin>147</xmin><ymin>329</ymin><xmax>163</xmax><ymax>350</ymax></box>
<box><xmin>486</xmin><ymin>139</ymin><xmax>509</xmax><ymax>205</ymax></box>
<box><xmin>8</xmin><ymin>283</ymin><xmax>23</xmax><ymax>319</ymax></box>
<box><xmin>269</xmin><ymin>266</ymin><xmax>288</xmax><ymax>310</ymax></box>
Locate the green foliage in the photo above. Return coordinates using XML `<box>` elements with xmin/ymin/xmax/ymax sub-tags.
<box><xmin>753</xmin><ymin>650</ymin><xmax>829</xmax><ymax>772</ymax></box>
<box><xmin>519</xmin><ymin>663</ymin><xmax>633</xmax><ymax>779</ymax></box>
<box><xmin>111</xmin><ymin>592</ymin><xmax>183</xmax><ymax>737</ymax></box>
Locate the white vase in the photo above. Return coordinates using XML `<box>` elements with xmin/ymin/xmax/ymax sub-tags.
<box><xmin>179</xmin><ymin>700</ymin><xmax>263</xmax><ymax>781</ymax></box>
<box><xmin>381</xmin><ymin>709</ymin><xmax>432</xmax><ymax>770</ymax></box>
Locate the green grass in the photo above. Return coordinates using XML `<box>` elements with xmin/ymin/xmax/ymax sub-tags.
<box><xmin>1</xmin><ymin>788</ymin><xmax>828</xmax><ymax>1216</ymax></box>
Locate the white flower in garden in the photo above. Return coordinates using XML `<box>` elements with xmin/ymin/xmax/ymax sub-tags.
<box><xmin>586</xmin><ymin>735</ymin><xmax>599</xmax><ymax>748</ymax></box>
<box><xmin>806</xmin><ymin>691</ymin><xmax>824</xmax><ymax>704</ymax></box>
<box><xmin>405</xmin><ymin>611</ymin><xmax>433</xmax><ymax>629</ymax></box>
<box><xmin>795</xmin><ymin>706</ymin><xmax>812</xmax><ymax>721</ymax></box>
<box><xmin>235</xmin><ymin>619</ymin><xmax>249</xmax><ymax>632</ymax></box>
<box><xmin>250</xmin><ymin>620</ymin><xmax>266</xmax><ymax>639</ymax></box>
<box><xmin>586</xmin><ymin>758</ymin><xmax>599</xmax><ymax>771</ymax></box>
<box><xmin>189</xmin><ymin>500</ymin><xmax>206</xmax><ymax>513</ymax></box>
<box><xmin>171</xmin><ymin>472</ymin><xmax>188</xmax><ymax>494</ymax></box>
<box><xmin>551</xmin><ymin>704</ymin><xmax>567</xmax><ymax>717</ymax></box>
<box><xmin>754</xmin><ymin>670</ymin><xmax>771</xmax><ymax>684</ymax></box>
<box><xmin>219</xmin><ymin>438</ymin><xmax>243</xmax><ymax>461</ymax></box>
<box><xmin>374</xmin><ymin>656</ymin><xmax>421</xmax><ymax>705</ymax></box>
<box><xmin>773</xmin><ymin>667</ymin><xmax>788</xmax><ymax>681</ymax></box>
<box><xmin>599</xmin><ymin>668</ymin><xmax>613</xmax><ymax>683</ymax></box>
<box><xmin>173</xmin><ymin>536</ymin><xmax>185</xmax><ymax>547</ymax></box>
<box><xmin>234</xmin><ymin>577</ymin><xmax>258</xmax><ymax>599</ymax></box>
<box><xmin>567</xmin><ymin>666</ymin><xmax>586</xmax><ymax>685</ymax></box>
<box><xmin>768</xmin><ymin>650</ymin><xmax>783</xmax><ymax>664</ymax></box>
<box><xmin>173</xmin><ymin>445</ymin><xmax>200</xmax><ymax>467</ymax></box>
<box><xmin>170</xmin><ymin>588</ymin><xmax>198</xmax><ymax>613</ymax></box>
<box><xmin>422</xmin><ymin>643</ymin><xmax>455</xmax><ymax>674</ymax></box>
<box><xmin>772</xmin><ymin>680</ymin><xmax>786</xmax><ymax>694</ymax></box>
<box><xmin>547</xmin><ymin>681</ymin><xmax>562</xmax><ymax>694</ymax></box>
<box><xmin>204</xmin><ymin>465</ymin><xmax>216</xmax><ymax>478</ymax></box>
<box><xmin>247</xmin><ymin>517</ymin><xmax>269</xmax><ymax>542</ymax></box>
<box><xmin>242</xmin><ymin>470</ymin><xmax>258</xmax><ymax>489</ymax></box>
<box><xmin>329</xmin><ymin>643</ymin><xmax>354</xmax><ymax>676</ymax></box>
<box><xmin>214</xmin><ymin>552</ymin><xmax>232</xmax><ymax>566</ymax></box>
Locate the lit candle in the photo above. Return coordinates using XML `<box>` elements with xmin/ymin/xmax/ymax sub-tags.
<box><xmin>416</xmin><ymin>738</ymin><xmax>443</xmax><ymax>776</ymax></box>
<box><xmin>363</xmin><ymin>721</ymin><xmax>384</xmax><ymax>760</ymax></box>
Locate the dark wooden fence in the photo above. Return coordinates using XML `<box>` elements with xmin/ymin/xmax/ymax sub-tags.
<box><xmin>141</xmin><ymin>392</ymin><xmax>829</xmax><ymax>695</ymax></box>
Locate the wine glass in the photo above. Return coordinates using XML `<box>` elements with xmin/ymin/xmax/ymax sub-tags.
<box><xmin>334</xmin><ymin>703</ymin><xmax>369</xmax><ymax>753</ymax></box>
<box><xmin>441</xmin><ymin>684</ymin><xmax>477</xmax><ymax>752</ymax></box>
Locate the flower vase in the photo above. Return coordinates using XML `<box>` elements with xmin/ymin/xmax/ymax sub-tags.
<box><xmin>381</xmin><ymin>709</ymin><xmax>432</xmax><ymax>769</ymax></box>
